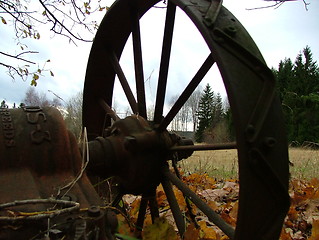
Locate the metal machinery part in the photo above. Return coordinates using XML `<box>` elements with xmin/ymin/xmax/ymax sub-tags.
<box><xmin>0</xmin><ymin>107</ymin><xmax>117</xmax><ymax>240</ymax></box>
<box><xmin>82</xmin><ymin>0</ymin><xmax>290</xmax><ymax>239</ymax></box>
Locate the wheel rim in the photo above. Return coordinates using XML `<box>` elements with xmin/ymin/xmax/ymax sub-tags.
<box><xmin>83</xmin><ymin>0</ymin><xmax>290</xmax><ymax>239</ymax></box>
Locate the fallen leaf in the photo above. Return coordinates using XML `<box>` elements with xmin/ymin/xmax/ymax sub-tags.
<box><xmin>184</xmin><ymin>223</ymin><xmax>199</xmax><ymax>240</ymax></box>
<box><xmin>287</xmin><ymin>205</ymin><xmax>299</xmax><ymax>222</ymax></box>
<box><xmin>309</xmin><ymin>219</ymin><xmax>319</xmax><ymax>240</ymax></box>
<box><xmin>198</xmin><ymin>220</ymin><xmax>218</xmax><ymax>239</ymax></box>
<box><xmin>207</xmin><ymin>200</ymin><xmax>219</xmax><ymax>211</ymax></box>
<box><xmin>292</xmin><ymin>230</ymin><xmax>306</xmax><ymax>240</ymax></box>
<box><xmin>117</xmin><ymin>214</ymin><xmax>134</xmax><ymax>237</ymax></box>
<box><xmin>157</xmin><ymin>189</ymin><xmax>166</xmax><ymax>207</ymax></box>
<box><xmin>221</xmin><ymin>211</ymin><xmax>236</xmax><ymax>227</ymax></box>
<box><xmin>280</xmin><ymin>227</ymin><xmax>293</xmax><ymax>240</ymax></box>
<box><xmin>229</xmin><ymin>201</ymin><xmax>238</xmax><ymax>220</ymax></box>
<box><xmin>143</xmin><ymin>217</ymin><xmax>178</xmax><ymax>240</ymax></box>
<box><xmin>199</xmin><ymin>188</ymin><xmax>228</xmax><ymax>202</ymax></box>
<box><xmin>128</xmin><ymin>198</ymin><xmax>141</xmax><ymax>219</ymax></box>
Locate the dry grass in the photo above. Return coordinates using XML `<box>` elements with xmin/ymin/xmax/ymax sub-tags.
<box><xmin>179</xmin><ymin>149</ymin><xmax>239</xmax><ymax>180</ymax></box>
<box><xmin>179</xmin><ymin>147</ymin><xmax>319</xmax><ymax>180</ymax></box>
<box><xmin>289</xmin><ymin>147</ymin><xmax>319</xmax><ymax>179</ymax></box>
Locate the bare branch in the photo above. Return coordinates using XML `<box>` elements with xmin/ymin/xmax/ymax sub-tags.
<box><xmin>246</xmin><ymin>0</ymin><xmax>310</xmax><ymax>11</ymax></box>
<box><xmin>48</xmin><ymin>89</ymin><xmax>65</xmax><ymax>103</ymax></box>
<box><xmin>0</xmin><ymin>5</ymin><xmax>32</xmax><ymax>29</ymax></box>
<box><xmin>0</xmin><ymin>51</ymin><xmax>38</xmax><ymax>64</ymax></box>
<box><xmin>0</xmin><ymin>0</ymin><xmax>109</xmax><ymax>82</ymax></box>
<box><xmin>0</xmin><ymin>62</ymin><xmax>23</xmax><ymax>79</ymax></box>
<box><xmin>38</xmin><ymin>0</ymin><xmax>92</xmax><ymax>42</ymax></box>
<box><xmin>302</xmin><ymin>0</ymin><xmax>310</xmax><ymax>10</ymax></box>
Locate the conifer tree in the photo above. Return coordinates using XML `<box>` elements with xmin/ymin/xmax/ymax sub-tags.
<box><xmin>195</xmin><ymin>84</ymin><xmax>215</xmax><ymax>142</ymax></box>
<box><xmin>274</xmin><ymin>46</ymin><xmax>319</xmax><ymax>143</ymax></box>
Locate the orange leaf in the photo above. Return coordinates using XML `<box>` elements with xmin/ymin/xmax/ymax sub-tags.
<box><xmin>116</xmin><ymin>214</ymin><xmax>135</xmax><ymax>236</ymax></box>
<box><xmin>128</xmin><ymin>198</ymin><xmax>141</xmax><ymax>219</ymax></box>
<box><xmin>280</xmin><ymin>228</ymin><xmax>293</xmax><ymax>240</ymax></box>
<box><xmin>143</xmin><ymin>214</ymin><xmax>153</xmax><ymax>228</ymax></box>
<box><xmin>184</xmin><ymin>223</ymin><xmax>199</xmax><ymax>240</ymax></box>
<box><xmin>309</xmin><ymin>178</ymin><xmax>319</xmax><ymax>199</ymax></box>
<box><xmin>310</xmin><ymin>178</ymin><xmax>319</xmax><ymax>188</ymax></box>
<box><xmin>229</xmin><ymin>201</ymin><xmax>238</xmax><ymax>220</ymax></box>
<box><xmin>198</xmin><ymin>220</ymin><xmax>218</xmax><ymax>239</ymax></box>
<box><xmin>309</xmin><ymin>219</ymin><xmax>319</xmax><ymax>240</ymax></box>
<box><xmin>221</xmin><ymin>211</ymin><xmax>236</xmax><ymax>227</ymax></box>
<box><xmin>157</xmin><ymin>190</ymin><xmax>166</xmax><ymax>207</ymax></box>
<box><xmin>220</xmin><ymin>236</ymin><xmax>230</xmax><ymax>240</ymax></box>
<box><xmin>173</xmin><ymin>187</ymin><xmax>187</xmax><ymax>211</ymax></box>
<box><xmin>207</xmin><ymin>201</ymin><xmax>219</xmax><ymax>211</ymax></box>
<box><xmin>287</xmin><ymin>206</ymin><xmax>299</xmax><ymax>222</ymax></box>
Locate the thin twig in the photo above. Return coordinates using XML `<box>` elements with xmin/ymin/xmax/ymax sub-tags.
<box><xmin>0</xmin><ymin>62</ymin><xmax>22</xmax><ymax>77</ymax></box>
<box><xmin>48</xmin><ymin>90</ymin><xmax>65</xmax><ymax>103</ymax></box>
<box><xmin>38</xmin><ymin>0</ymin><xmax>92</xmax><ymax>42</ymax></box>
<box><xmin>0</xmin><ymin>51</ymin><xmax>38</xmax><ymax>64</ymax></box>
<box><xmin>0</xmin><ymin>199</ymin><xmax>79</xmax><ymax>222</ymax></box>
<box><xmin>246</xmin><ymin>0</ymin><xmax>309</xmax><ymax>10</ymax></box>
<box><xmin>0</xmin><ymin>5</ymin><xmax>33</xmax><ymax>29</ymax></box>
<box><xmin>57</xmin><ymin>127</ymin><xmax>89</xmax><ymax>198</ymax></box>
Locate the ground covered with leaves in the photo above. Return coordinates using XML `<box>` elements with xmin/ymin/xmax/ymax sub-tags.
<box><xmin>115</xmin><ymin>173</ymin><xmax>319</xmax><ymax>239</ymax></box>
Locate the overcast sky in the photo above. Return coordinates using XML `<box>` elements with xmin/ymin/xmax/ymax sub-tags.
<box><xmin>0</xmin><ymin>0</ymin><xmax>318</xmax><ymax>110</ymax></box>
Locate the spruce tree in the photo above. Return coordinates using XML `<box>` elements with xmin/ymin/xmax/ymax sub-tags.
<box><xmin>274</xmin><ymin>46</ymin><xmax>319</xmax><ymax>143</ymax></box>
<box><xmin>195</xmin><ymin>84</ymin><xmax>215</xmax><ymax>142</ymax></box>
<box><xmin>212</xmin><ymin>92</ymin><xmax>223</xmax><ymax>126</ymax></box>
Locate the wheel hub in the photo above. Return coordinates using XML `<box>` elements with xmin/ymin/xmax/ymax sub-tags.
<box><xmin>88</xmin><ymin>115</ymin><xmax>193</xmax><ymax>194</ymax></box>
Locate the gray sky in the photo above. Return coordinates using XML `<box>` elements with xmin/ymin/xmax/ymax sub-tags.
<box><xmin>0</xmin><ymin>0</ymin><xmax>318</xmax><ymax>109</ymax></box>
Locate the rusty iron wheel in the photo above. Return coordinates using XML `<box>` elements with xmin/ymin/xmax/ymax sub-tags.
<box><xmin>83</xmin><ymin>0</ymin><xmax>290</xmax><ymax>239</ymax></box>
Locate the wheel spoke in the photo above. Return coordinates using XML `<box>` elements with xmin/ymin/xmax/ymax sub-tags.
<box><xmin>158</xmin><ymin>54</ymin><xmax>215</xmax><ymax>131</ymax></box>
<box><xmin>172</xmin><ymin>158</ymin><xmax>199</xmax><ymax>228</ymax></box>
<box><xmin>163</xmin><ymin>169</ymin><xmax>235</xmax><ymax>239</ymax></box>
<box><xmin>154</xmin><ymin>1</ymin><xmax>176</xmax><ymax>123</ymax></box>
<box><xmin>130</xmin><ymin>5</ymin><xmax>147</xmax><ymax>118</ymax></box>
<box><xmin>170</xmin><ymin>142</ymin><xmax>237</xmax><ymax>152</ymax></box>
<box><xmin>111</xmin><ymin>193</ymin><xmax>123</xmax><ymax>207</ymax></box>
<box><xmin>109</xmin><ymin>50</ymin><xmax>138</xmax><ymax>114</ymax></box>
<box><xmin>161</xmin><ymin>173</ymin><xmax>186</xmax><ymax>237</ymax></box>
<box><xmin>148</xmin><ymin>189</ymin><xmax>160</xmax><ymax>223</ymax></box>
<box><xmin>135</xmin><ymin>194</ymin><xmax>148</xmax><ymax>236</ymax></box>
<box><xmin>99</xmin><ymin>99</ymin><xmax>120</xmax><ymax>121</ymax></box>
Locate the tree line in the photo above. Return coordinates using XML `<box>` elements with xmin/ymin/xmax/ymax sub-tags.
<box><xmin>273</xmin><ymin>46</ymin><xmax>319</xmax><ymax>145</ymax></box>
<box><xmin>1</xmin><ymin>87</ymin><xmax>83</xmax><ymax>139</ymax></box>
<box><xmin>1</xmin><ymin>84</ymin><xmax>231</xmax><ymax>143</ymax></box>
<box><xmin>169</xmin><ymin>84</ymin><xmax>233</xmax><ymax>144</ymax></box>
<box><xmin>171</xmin><ymin>46</ymin><xmax>319</xmax><ymax>145</ymax></box>
<box><xmin>2</xmin><ymin>46</ymin><xmax>318</xmax><ymax>145</ymax></box>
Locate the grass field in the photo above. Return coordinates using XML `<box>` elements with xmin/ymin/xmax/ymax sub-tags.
<box><xmin>179</xmin><ymin>147</ymin><xmax>319</xmax><ymax>180</ymax></box>
<box><xmin>289</xmin><ymin>148</ymin><xmax>319</xmax><ymax>179</ymax></box>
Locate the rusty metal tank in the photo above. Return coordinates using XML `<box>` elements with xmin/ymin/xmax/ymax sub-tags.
<box><xmin>0</xmin><ymin>106</ymin><xmax>114</xmax><ymax>240</ymax></box>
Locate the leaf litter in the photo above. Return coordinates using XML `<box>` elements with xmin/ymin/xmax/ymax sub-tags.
<box><xmin>116</xmin><ymin>171</ymin><xmax>319</xmax><ymax>239</ymax></box>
